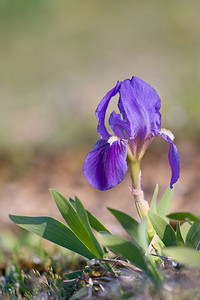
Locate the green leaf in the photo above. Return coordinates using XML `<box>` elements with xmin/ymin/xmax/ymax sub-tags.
<box><xmin>186</xmin><ymin>222</ymin><xmax>200</xmax><ymax>249</ymax></box>
<box><xmin>180</xmin><ymin>222</ymin><xmax>192</xmax><ymax>241</ymax></box>
<box><xmin>163</xmin><ymin>247</ymin><xmax>200</xmax><ymax>270</ymax></box>
<box><xmin>176</xmin><ymin>222</ymin><xmax>184</xmax><ymax>246</ymax></box>
<box><xmin>167</xmin><ymin>212</ymin><xmax>200</xmax><ymax>223</ymax></box>
<box><xmin>69</xmin><ymin>197</ymin><xmax>76</xmax><ymax>208</ymax></box>
<box><xmin>107</xmin><ymin>207</ymin><xmax>140</xmax><ymax>245</ymax></box>
<box><xmin>87</xmin><ymin>211</ymin><xmax>110</xmax><ymax>233</ymax></box>
<box><xmin>157</xmin><ymin>187</ymin><xmax>173</xmax><ymax>220</ymax></box>
<box><xmin>64</xmin><ymin>269</ymin><xmax>89</xmax><ymax>279</ymax></box>
<box><xmin>148</xmin><ymin>209</ymin><xmax>176</xmax><ymax>247</ymax></box>
<box><xmin>99</xmin><ymin>233</ymin><xmax>149</xmax><ymax>273</ymax></box>
<box><xmin>69</xmin><ymin>197</ymin><xmax>110</xmax><ymax>233</ymax></box>
<box><xmin>151</xmin><ymin>184</ymin><xmax>159</xmax><ymax>212</ymax></box>
<box><xmin>75</xmin><ymin>196</ymin><xmax>104</xmax><ymax>257</ymax></box>
<box><xmin>137</xmin><ymin>219</ymin><xmax>149</xmax><ymax>252</ymax></box>
<box><xmin>70</xmin><ymin>286</ymin><xmax>89</xmax><ymax>300</ymax></box>
<box><xmin>75</xmin><ymin>196</ymin><xmax>91</xmax><ymax>231</ymax></box>
<box><xmin>50</xmin><ymin>189</ymin><xmax>100</xmax><ymax>257</ymax></box>
<box><xmin>99</xmin><ymin>232</ymin><xmax>163</xmax><ymax>285</ymax></box>
<box><xmin>9</xmin><ymin>215</ymin><xmax>95</xmax><ymax>259</ymax></box>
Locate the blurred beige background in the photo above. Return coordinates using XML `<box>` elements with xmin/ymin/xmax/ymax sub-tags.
<box><xmin>0</xmin><ymin>0</ymin><xmax>200</xmax><ymax>231</ymax></box>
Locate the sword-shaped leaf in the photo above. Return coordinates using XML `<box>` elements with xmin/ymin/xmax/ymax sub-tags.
<box><xmin>167</xmin><ymin>212</ymin><xmax>200</xmax><ymax>223</ymax></box>
<box><xmin>157</xmin><ymin>187</ymin><xmax>173</xmax><ymax>221</ymax></box>
<box><xmin>148</xmin><ymin>209</ymin><xmax>176</xmax><ymax>247</ymax></box>
<box><xmin>99</xmin><ymin>233</ymin><xmax>148</xmax><ymax>273</ymax></box>
<box><xmin>107</xmin><ymin>207</ymin><xmax>140</xmax><ymax>245</ymax></box>
<box><xmin>176</xmin><ymin>222</ymin><xmax>184</xmax><ymax>246</ymax></box>
<box><xmin>74</xmin><ymin>196</ymin><xmax>104</xmax><ymax>257</ymax></box>
<box><xmin>69</xmin><ymin>197</ymin><xmax>109</xmax><ymax>233</ymax></box>
<box><xmin>50</xmin><ymin>189</ymin><xmax>100</xmax><ymax>257</ymax></box>
<box><xmin>151</xmin><ymin>184</ymin><xmax>159</xmax><ymax>212</ymax></box>
<box><xmin>163</xmin><ymin>247</ymin><xmax>200</xmax><ymax>270</ymax></box>
<box><xmin>186</xmin><ymin>222</ymin><xmax>200</xmax><ymax>249</ymax></box>
<box><xmin>9</xmin><ymin>215</ymin><xmax>95</xmax><ymax>259</ymax></box>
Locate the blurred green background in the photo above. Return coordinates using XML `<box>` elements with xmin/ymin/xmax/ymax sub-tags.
<box><xmin>1</xmin><ymin>0</ymin><xmax>200</xmax><ymax>156</ymax></box>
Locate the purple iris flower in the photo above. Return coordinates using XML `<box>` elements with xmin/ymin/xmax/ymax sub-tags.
<box><xmin>83</xmin><ymin>76</ymin><xmax>180</xmax><ymax>191</ymax></box>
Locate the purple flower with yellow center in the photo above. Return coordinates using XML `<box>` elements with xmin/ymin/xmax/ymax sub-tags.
<box><xmin>83</xmin><ymin>76</ymin><xmax>180</xmax><ymax>191</ymax></box>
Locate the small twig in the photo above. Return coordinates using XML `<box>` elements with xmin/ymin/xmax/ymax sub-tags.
<box><xmin>99</xmin><ymin>284</ymin><xmax>105</xmax><ymax>292</ymax></box>
<box><xmin>151</xmin><ymin>244</ymin><xmax>169</xmax><ymax>261</ymax></box>
<box><xmin>92</xmin><ymin>276</ymin><xmax>116</xmax><ymax>282</ymax></box>
<box><xmin>99</xmin><ymin>258</ymin><xmax>143</xmax><ymax>273</ymax></box>
<box><xmin>151</xmin><ymin>253</ymin><xmax>168</xmax><ymax>260</ymax></box>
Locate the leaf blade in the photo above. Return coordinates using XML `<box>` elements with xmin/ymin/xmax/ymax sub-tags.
<box><xmin>180</xmin><ymin>222</ymin><xmax>192</xmax><ymax>243</ymax></box>
<box><xmin>151</xmin><ymin>184</ymin><xmax>159</xmax><ymax>212</ymax></box>
<box><xmin>157</xmin><ymin>187</ymin><xmax>173</xmax><ymax>220</ymax></box>
<box><xmin>9</xmin><ymin>215</ymin><xmax>95</xmax><ymax>259</ymax></box>
<box><xmin>148</xmin><ymin>209</ymin><xmax>176</xmax><ymax>247</ymax></box>
<box><xmin>107</xmin><ymin>207</ymin><xmax>140</xmax><ymax>244</ymax></box>
<box><xmin>50</xmin><ymin>189</ymin><xmax>100</xmax><ymax>257</ymax></box>
<box><xmin>87</xmin><ymin>210</ymin><xmax>110</xmax><ymax>233</ymax></box>
<box><xmin>99</xmin><ymin>233</ymin><xmax>148</xmax><ymax>273</ymax></box>
<box><xmin>69</xmin><ymin>197</ymin><xmax>109</xmax><ymax>233</ymax></box>
<box><xmin>137</xmin><ymin>219</ymin><xmax>149</xmax><ymax>252</ymax></box>
<box><xmin>186</xmin><ymin>222</ymin><xmax>200</xmax><ymax>249</ymax></box>
<box><xmin>163</xmin><ymin>247</ymin><xmax>200</xmax><ymax>270</ymax></box>
<box><xmin>75</xmin><ymin>196</ymin><xmax>104</xmax><ymax>257</ymax></box>
<box><xmin>176</xmin><ymin>221</ymin><xmax>184</xmax><ymax>246</ymax></box>
<box><xmin>167</xmin><ymin>212</ymin><xmax>200</xmax><ymax>223</ymax></box>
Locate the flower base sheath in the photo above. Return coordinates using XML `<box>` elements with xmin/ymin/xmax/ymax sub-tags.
<box><xmin>83</xmin><ymin>76</ymin><xmax>180</xmax><ymax>191</ymax></box>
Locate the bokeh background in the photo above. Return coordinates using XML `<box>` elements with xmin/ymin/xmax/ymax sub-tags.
<box><xmin>0</xmin><ymin>0</ymin><xmax>200</xmax><ymax>232</ymax></box>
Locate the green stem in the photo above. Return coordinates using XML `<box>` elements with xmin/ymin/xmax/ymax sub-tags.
<box><xmin>128</xmin><ymin>158</ymin><xmax>155</xmax><ymax>241</ymax></box>
<box><xmin>129</xmin><ymin>159</ymin><xmax>140</xmax><ymax>189</ymax></box>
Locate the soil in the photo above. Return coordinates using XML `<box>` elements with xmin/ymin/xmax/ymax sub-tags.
<box><xmin>0</xmin><ymin>140</ymin><xmax>200</xmax><ymax>233</ymax></box>
<box><xmin>65</xmin><ymin>258</ymin><xmax>200</xmax><ymax>299</ymax></box>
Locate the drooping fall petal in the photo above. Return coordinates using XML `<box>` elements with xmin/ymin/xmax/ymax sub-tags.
<box><xmin>159</xmin><ymin>131</ymin><xmax>180</xmax><ymax>188</ymax></box>
<box><xmin>83</xmin><ymin>138</ymin><xmax>128</xmax><ymax>191</ymax></box>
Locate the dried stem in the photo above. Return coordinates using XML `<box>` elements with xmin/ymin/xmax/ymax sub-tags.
<box><xmin>100</xmin><ymin>258</ymin><xmax>143</xmax><ymax>273</ymax></box>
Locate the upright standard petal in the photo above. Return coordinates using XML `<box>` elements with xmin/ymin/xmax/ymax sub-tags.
<box><xmin>96</xmin><ymin>81</ymin><xmax>121</xmax><ymax>140</ymax></box>
<box><xmin>83</xmin><ymin>138</ymin><xmax>128</xmax><ymax>191</ymax></box>
<box><xmin>119</xmin><ymin>77</ymin><xmax>161</xmax><ymax>139</ymax></box>
<box><xmin>108</xmin><ymin>111</ymin><xmax>131</xmax><ymax>139</ymax></box>
<box><xmin>159</xmin><ymin>131</ymin><xmax>180</xmax><ymax>188</ymax></box>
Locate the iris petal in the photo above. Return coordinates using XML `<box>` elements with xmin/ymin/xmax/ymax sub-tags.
<box><xmin>168</xmin><ymin>143</ymin><xmax>180</xmax><ymax>188</ymax></box>
<box><xmin>159</xmin><ymin>132</ymin><xmax>180</xmax><ymax>188</ymax></box>
<box><xmin>96</xmin><ymin>81</ymin><xmax>121</xmax><ymax>140</ymax></box>
<box><xmin>109</xmin><ymin>111</ymin><xmax>131</xmax><ymax>139</ymax></box>
<box><xmin>83</xmin><ymin>138</ymin><xmax>128</xmax><ymax>191</ymax></box>
<box><xmin>119</xmin><ymin>77</ymin><xmax>161</xmax><ymax>139</ymax></box>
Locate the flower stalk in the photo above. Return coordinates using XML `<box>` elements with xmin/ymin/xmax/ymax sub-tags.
<box><xmin>129</xmin><ymin>163</ymin><xmax>155</xmax><ymax>241</ymax></box>
<box><xmin>132</xmin><ymin>188</ymin><xmax>155</xmax><ymax>241</ymax></box>
<box><xmin>127</xmin><ymin>157</ymin><xmax>140</xmax><ymax>189</ymax></box>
